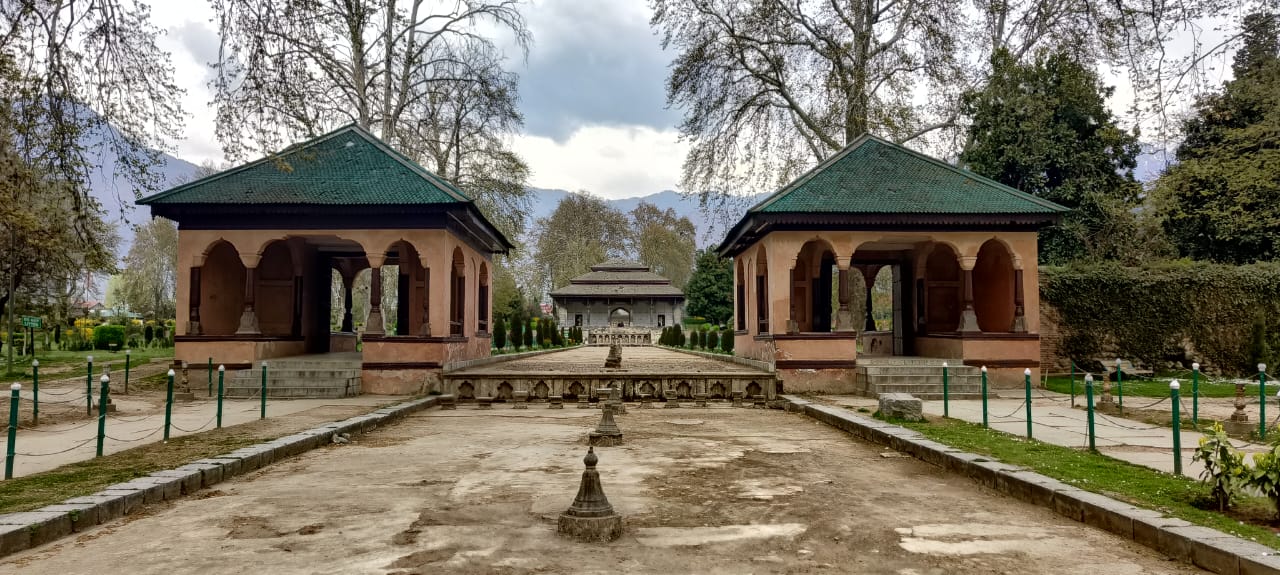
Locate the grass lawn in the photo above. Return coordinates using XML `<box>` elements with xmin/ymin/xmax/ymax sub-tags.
<box><xmin>0</xmin><ymin>347</ymin><xmax>174</xmax><ymax>382</ymax></box>
<box><xmin>1044</xmin><ymin>375</ymin><xmax>1255</xmax><ymax>399</ymax></box>
<box><xmin>898</xmin><ymin>416</ymin><xmax>1280</xmax><ymax>547</ymax></box>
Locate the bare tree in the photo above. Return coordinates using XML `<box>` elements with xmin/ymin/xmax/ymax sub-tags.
<box><xmin>630</xmin><ymin>202</ymin><xmax>695</xmax><ymax>289</ymax></box>
<box><xmin>212</xmin><ymin>0</ymin><xmax>533</xmax><ymax>238</ymax></box>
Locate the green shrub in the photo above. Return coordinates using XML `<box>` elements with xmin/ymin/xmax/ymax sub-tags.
<box><xmin>1193</xmin><ymin>422</ymin><xmax>1247</xmax><ymax>512</ymax></box>
<box><xmin>721</xmin><ymin>329</ymin><xmax>734</xmax><ymax>353</ymax></box>
<box><xmin>1042</xmin><ymin>261</ymin><xmax>1280</xmax><ymax>374</ymax></box>
<box><xmin>92</xmin><ymin>325</ymin><xmax>126</xmax><ymax>350</ymax></box>
<box><xmin>524</xmin><ymin>320</ymin><xmax>534</xmax><ymax>348</ymax></box>
<box><xmin>707</xmin><ymin>330</ymin><xmax>719</xmax><ymax>351</ymax></box>
<box><xmin>493</xmin><ymin>317</ymin><xmax>507</xmax><ymax>349</ymax></box>
<box><xmin>1249</xmin><ymin>444</ymin><xmax>1280</xmax><ymax>520</ymax></box>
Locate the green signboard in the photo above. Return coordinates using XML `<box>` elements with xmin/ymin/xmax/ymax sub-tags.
<box><xmin>20</xmin><ymin>316</ymin><xmax>41</xmax><ymax>329</ymax></box>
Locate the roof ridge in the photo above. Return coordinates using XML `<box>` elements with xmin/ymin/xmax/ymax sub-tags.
<box><xmin>864</xmin><ymin>134</ymin><xmax>1069</xmax><ymax>212</ymax></box>
<box><xmin>749</xmin><ymin>133</ymin><xmax>873</xmax><ymax>213</ymax></box>
<box><xmin>138</xmin><ymin>124</ymin><xmax>364</xmax><ymax>205</ymax></box>
<box><xmin>343</xmin><ymin>126</ymin><xmax>473</xmax><ymax>203</ymax></box>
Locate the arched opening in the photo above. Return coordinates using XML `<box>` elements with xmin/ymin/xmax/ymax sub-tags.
<box><xmin>478</xmin><ymin>262</ymin><xmax>490</xmax><ymax>333</ymax></box>
<box><xmin>256</xmin><ymin>241</ymin><xmax>295</xmax><ymax>336</ymax></box>
<box><xmin>639</xmin><ymin>381</ymin><xmax>655</xmax><ymax>396</ymax></box>
<box><xmin>496</xmin><ymin>381</ymin><xmax>513</xmax><ymax>401</ymax></box>
<box><xmin>755</xmin><ymin>247</ymin><xmax>769</xmax><ymax>333</ymax></box>
<box><xmin>736</xmin><ymin>259</ymin><xmax>746</xmax><ymax>330</ymax></box>
<box><xmin>793</xmin><ymin>240</ymin><xmax>836</xmax><ymax>332</ymax></box>
<box><xmin>745</xmin><ymin>381</ymin><xmax>762</xmax><ymax>397</ymax></box>
<box><xmin>449</xmin><ymin>247</ymin><xmax>465</xmax><ymax>336</ymax></box>
<box><xmin>676</xmin><ymin>381</ymin><xmax>691</xmax><ymax>399</ymax></box>
<box><xmin>388</xmin><ymin>241</ymin><xmax>425</xmax><ymax>336</ymax></box>
<box><xmin>925</xmin><ymin>243</ymin><xmax>961</xmax><ymax>333</ymax></box>
<box><xmin>532</xmin><ymin>381</ymin><xmax>549</xmax><ymax>399</ymax></box>
<box><xmin>458</xmin><ymin>381</ymin><xmax>475</xmax><ymax>400</ymax></box>
<box><xmin>567</xmin><ymin>381</ymin><xmax>583</xmax><ymax>400</ymax></box>
<box><xmin>974</xmin><ymin>240</ymin><xmax>1016</xmax><ymax>332</ymax></box>
<box><xmin>709</xmin><ymin>382</ymin><xmax>725</xmax><ymax>399</ymax></box>
<box><xmin>609</xmin><ymin>307</ymin><xmax>631</xmax><ymax>327</ymax></box>
<box><xmin>869</xmin><ymin>266</ymin><xmax>894</xmax><ymax>333</ymax></box>
<box><xmin>200</xmin><ymin>241</ymin><xmax>245</xmax><ymax>336</ymax></box>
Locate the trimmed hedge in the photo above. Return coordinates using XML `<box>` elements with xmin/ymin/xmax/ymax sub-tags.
<box><xmin>92</xmin><ymin>324</ymin><xmax>126</xmax><ymax>350</ymax></box>
<box><xmin>1041</xmin><ymin>261</ymin><xmax>1280</xmax><ymax>374</ymax></box>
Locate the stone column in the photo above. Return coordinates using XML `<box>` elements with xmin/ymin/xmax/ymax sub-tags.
<box><xmin>1012</xmin><ymin>267</ymin><xmax>1027</xmax><ymax>333</ymax></box>
<box><xmin>366</xmin><ymin>265</ymin><xmax>385</xmax><ymax>336</ymax></box>
<box><xmin>188</xmin><ymin>266</ymin><xmax>202</xmax><ymax>335</ymax></box>
<box><xmin>419</xmin><ymin>261</ymin><xmax>432</xmax><ymax>336</ymax></box>
<box><xmin>959</xmin><ymin>256</ymin><xmax>980</xmax><ymax>332</ymax></box>
<box><xmin>861</xmin><ymin>265</ymin><xmax>879</xmax><ymax>332</ymax></box>
<box><xmin>341</xmin><ymin>272</ymin><xmax>355</xmax><ymax>333</ymax></box>
<box><xmin>291</xmin><ymin>275</ymin><xmax>303</xmax><ymax>337</ymax></box>
<box><xmin>834</xmin><ymin>258</ymin><xmax>854</xmax><ymax>332</ymax></box>
<box><xmin>236</xmin><ymin>266</ymin><xmax>261</xmax><ymax>335</ymax></box>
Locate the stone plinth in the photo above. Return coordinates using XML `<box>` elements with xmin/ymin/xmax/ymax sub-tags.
<box><xmin>578</xmin><ymin>396</ymin><xmax>591</xmax><ymax>409</ymax></box>
<box><xmin>752</xmin><ymin>395</ymin><xmax>767</xmax><ymax>408</ymax></box>
<box><xmin>694</xmin><ymin>393</ymin><xmax>707</xmax><ymax>408</ymax></box>
<box><xmin>664</xmin><ymin>398</ymin><xmax>680</xmax><ymax>408</ymax></box>
<box><xmin>439</xmin><ymin>395</ymin><xmax>457</xmax><ymax>410</ymax></box>
<box><xmin>549</xmin><ymin>395</ymin><xmax>564</xmax><ymax>409</ymax></box>
<box><xmin>877</xmin><ymin>393</ymin><xmax>923</xmax><ymax>422</ymax></box>
<box><xmin>731</xmin><ymin>391</ymin><xmax>744</xmax><ymax>407</ymax></box>
<box><xmin>639</xmin><ymin>393</ymin><xmax>653</xmax><ymax>408</ymax></box>
<box><xmin>513</xmin><ymin>390</ymin><xmax>529</xmax><ymax>409</ymax></box>
<box><xmin>588</xmin><ymin>405</ymin><xmax>623</xmax><ymax>447</ymax></box>
<box><xmin>557</xmin><ymin>447</ymin><xmax>623</xmax><ymax>542</ymax></box>
<box><xmin>476</xmin><ymin>396</ymin><xmax>493</xmax><ymax>410</ymax></box>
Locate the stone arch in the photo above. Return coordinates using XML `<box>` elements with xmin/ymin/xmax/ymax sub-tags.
<box><xmin>609</xmin><ymin>307</ymin><xmax>631</xmax><ymax>327</ymax></box>
<box><xmin>755</xmin><ymin>246</ymin><xmax>769</xmax><ymax>333</ymax></box>
<box><xmin>496</xmin><ymin>381</ymin><xmax>513</xmax><ymax>401</ymax></box>
<box><xmin>746</xmin><ymin>381</ymin><xmax>762</xmax><ymax>397</ymax></box>
<box><xmin>974</xmin><ymin>239</ymin><xmax>1016</xmax><ymax>332</ymax></box>
<box><xmin>567</xmin><ymin>381</ymin><xmax>583</xmax><ymax>400</ymax></box>
<box><xmin>458</xmin><ymin>381</ymin><xmax>475</xmax><ymax>400</ymax></box>
<box><xmin>532</xmin><ymin>380</ymin><xmax>549</xmax><ymax>399</ymax></box>
<box><xmin>709</xmin><ymin>381</ymin><xmax>725</xmax><ymax>399</ymax></box>
<box><xmin>478</xmin><ymin>261</ymin><xmax>490</xmax><ymax>333</ymax></box>
<box><xmin>200</xmin><ymin>240</ymin><xmax>245</xmax><ymax>336</ymax></box>
<box><xmin>925</xmin><ymin>242</ymin><xmax>961</xmax><ymax>333</ymax></box>
<box><xmin>639</xmin><ymin>381</ymin><xmax>655</xmax><ymax>396</ymax></box>
<box><xmin>793</xmin><ymin>239</ymin><xmax>837</xmax><ymax>332</ymax></box>
<box><xmin>676</xmin><ymin>380</ymin><xmax>691</xmax><ymax>399</ymax></box>
<box><xmin>255</xmin><ymin>240</ymin><xmax>295</xmax><ymax>336</ymax></box>
<box><xmin>449</xmin><ymin>247</ymin><xmax>466</xmax><ymax>335</ymax></box>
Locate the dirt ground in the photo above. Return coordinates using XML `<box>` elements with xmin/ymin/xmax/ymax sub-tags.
<box><xmin>4</xmin><ymin>406</ymin><xmax>1204</xmax><ymax>574</ymax></box>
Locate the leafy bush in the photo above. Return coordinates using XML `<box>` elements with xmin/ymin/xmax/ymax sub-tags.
<box><xmin>92</xmin><ymin>325</ymin><xmax>126</xmax><ymax>350</ymax></box>
<box><xmin>721</xmin><ymin>329</ymin><xmax>734</xmax><ymax>353</ymax></box>
<box><xmin>1192</xmin><ymin>422</ymin><xmax>1247</xmax><ymax>512</ymax></box>
<box><xmin>523</xmin><ymin>320</ymin><xmax>534</xmax><ymax>348</ymax></box>
<box><xmin>511</xmin><ymin>319</ymin><xmax>524</xmax><ymax>351</ymax></box>
<box><xmin>1249</xmin><ymin>443</ymin><xmax>1280</xmax><ymax>520</ymax></box>
<box><xmin>143</xmin><ymin>324</ymin><xmax>154</xmax><ymax>345</ymax></box>
<box><xmin>493</xmin><ymin>317</ymin><xmax>507</xmax><ymax>349</ymax></box>
<box><xmin>1042</xmin><ymin>261</ymin><xmax>1280</xmax><ymax>374</ymax></box>
<box><xmin>707</xmin><ymin>330</ymin><xmax>719</xmax><ymax>351</ymax></box>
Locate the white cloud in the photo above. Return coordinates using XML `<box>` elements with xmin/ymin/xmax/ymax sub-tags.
<box><xmin>513</xmin><ymin>125</ymin><xmax>688</xmax><ymax>199</ymax></box>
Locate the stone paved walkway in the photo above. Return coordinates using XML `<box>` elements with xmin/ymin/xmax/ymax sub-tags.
<box><xmin>821</xmin><ymin>392</ymin><xmax>1273</xmax><ymax>478</ymax></box>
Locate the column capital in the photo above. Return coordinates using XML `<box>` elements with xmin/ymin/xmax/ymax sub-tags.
<box><xmin>835</xmin><ymin>255</ymin><xmax>852</xmax><ymax>268</ymax></box>
<box><xmin>366</xmin><ymin>253</ymin><xmax>386</xmax><ymax>269</ymax></box>
<box><xmin>959</xmin><ymin>256</ymin><xmax>978</xmax><ymax>271</ymax></box>
<box><xmin>238</xmin><ymin>252</ymin><xmax>261</xmax><ymax>269</ymax></box>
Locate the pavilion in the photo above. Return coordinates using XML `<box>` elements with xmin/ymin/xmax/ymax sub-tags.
<box><xmin>137</xmin><ymin>124</ymin><xmax>512</xmax><ymax>394</ymax></box>
<box><xmin>716</xmin><ymin>134</ymin><xmax>1069</xmax><ymax>392</ymax></box>
<box><xmin>550</xmin><ymin>260</ymin><xmax>684</xmax><ymax>329</ymax></box>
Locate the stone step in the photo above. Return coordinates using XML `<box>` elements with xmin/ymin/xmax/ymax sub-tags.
<box><xmin>231</xmin><ymin>368</ymin><xmax>362</xmax><ymax>379</ymax></box>
<box><xmin>872</xmin><ymin>383</ymin><xmax>982</xmax><ymax>394</ymax></box>
<box><xmin>856</xmin><ymin>358</ymin><xmax>963</xmax><ymax>367</ymax></box>
<box><xmin>859</xmin><ymin>366</ymin><xmax>981</xmax><ymax>376</ymax></box>
<box><xmin>223</xmin><ymin>385</ymin><xmax>358</xmax><ymax>399</ymax></box>
<box><xmin>863</xmin><ymin>375</ymin><xmax>981</xmax><ymax>386</ymax></box>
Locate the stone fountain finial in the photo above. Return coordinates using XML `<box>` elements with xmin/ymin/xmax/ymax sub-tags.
<box><xmin>557</xmin><ymin>446</ymin><xmax>623</xmax><ymax>542</ymax></box>
<box><xmin>604</xmin><ymin>342</ymin><xmax>622</xmax><ymax>369</ymax></box>
<box><xmin>589</xmin><ymin>403</ymin><xmax>623</xmax><ymax>446</ymax></box>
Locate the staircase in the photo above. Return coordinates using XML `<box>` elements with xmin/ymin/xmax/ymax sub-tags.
<box><xmin>225</xmin><ymin>353</ymin><xmax>362</xmax><ymax>399</ymax></box>
<box><xmin>854</xmin><ymin>357</ymin><xmax>983</xmax><ymax>400</ymax></box>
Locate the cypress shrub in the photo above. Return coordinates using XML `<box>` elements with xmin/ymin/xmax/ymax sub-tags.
<box><xmin>707</xmin><ymin>330</ymin><xmax>718</xmax><ymax>351</ymax></box>
<box><xmin>493</xmin><ymin>317</ymin><xmax>507</xmax><ymax>349</ymax></box>
<box><xmin>524</xmin><ymin>320</ymin><xmax>534</xmax><ymax>349</ymax></box>
<box><xmin>511</xmin><ymin>318</ymin><xmax>524</xmax><ymax>350</ymax></box>
<box><xmin>722</xmin><ymin>329</ymin><xmax>735</xmax><ymax>353</ymax></box>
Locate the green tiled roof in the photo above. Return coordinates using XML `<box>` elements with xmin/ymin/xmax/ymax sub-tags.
<box><xmin>137</xmin><ymin>124</ymin><xmax>471</xmax><ymax>205</ymax></box>
<box><xmin>750</xmin><ymin>134</ymin><xmax>1068</xmax><ymax>215</ymax></box>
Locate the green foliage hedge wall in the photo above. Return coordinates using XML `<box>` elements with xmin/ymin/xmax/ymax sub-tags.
<box><xmin>1041</xmin><ymin>261</ymin><xmax>1280</xmax><ymax>374</ymax></box>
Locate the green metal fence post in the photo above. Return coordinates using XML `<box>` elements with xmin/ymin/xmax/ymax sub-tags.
<box><xmin>85</xmin><ymin>355</ymin><xmax>93</xmax><ymax>416</ymax></box>
<box><xmin>30</xmin><ymin>359</ymin><xmax>38</xmax><ymax>426</ymax></box>
<box><xmin>5</xmin><ymin>383</ymin><xmax>19</xmax><ymax>479</ymax></box>
<box><xmin>216</xmin><ymin>365</ymin><xmax>225</xmax><ymax>428</ymax></box>
<box><xmin>1260</xmin><ymin>363</ymin><xmax>1268</xmax><ymax>440</ymax></box>
<box><xmin>1171</xmin><ymin>379</ymin><xmax>1182</xmax><ymax>476</ymax></box>
<box><xmin>942</xmin><ymin>361</ymin><xmax>950</xmax><ymax>418</ymax></box>
<box><xmin>1024</xmin><ymin>368</ymin><xmax>1033</xmax><ymax>439</ymax></box>
<box><xmin>123</xmin><ymin>349</ymin><xmax>131</xmax><ymax>395</ymax></box>
<box><xmin>260</xmin><ymin>362</ymin><xmax>268</xmax><ymax>420</ymax></box>
<box><xmin>207</xmin><ymin>357</ymin><xmax>213</xmax><ymax>396</ymax></box>
<box><xmin>1070</xmin><ymin>361</ymin><xmax>1076</xmax><ymax>407</ymax></box>
<box><xmin>981</xmin><ymin>366</ymin><xmax>989</xmax><ymax>428</ymax></box>
<box><xmin>1085</xmin><ymin>374</ymin><xmax>1096</xmax><ymax>452</ymax></box>
<box><xmin>163</xmin><ymin>368</ymin><xmax>174</xmax><ymax>441</ymax></box>
<box><xmin>1192</xmin><ymin>362</ymin><xmax>1200</xmax><ymax>425</ymax></box>
<box><xmin>1115</xmin><ymin>358</ymin><xmax>1124</xmax><ymax>415</ymax></box>
<box><xmin>96</xmin><ymin>373</ymin><xmax>109</xmax><ymax>457</ymax></box>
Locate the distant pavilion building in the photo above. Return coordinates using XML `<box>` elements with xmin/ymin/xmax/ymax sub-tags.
<box><xmin>550</xmin><ymin>261</ymin><xmax>684</xmax><ymax>331</ymax></box>
<box><xmin>717</xmin><ymin>134</ymin><xmax>1068</xmax><ymax>392</ymax></box>
<box><xmin>137</xmin><ymin>124</ymin><xmax>512</xmax><ymax>394</ymax></box>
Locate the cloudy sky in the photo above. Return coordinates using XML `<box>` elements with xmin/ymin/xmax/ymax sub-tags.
<box><xmin>145</xmin><ymin>0</ymin><xmax>687</xmax><ymax>200</ymax></box>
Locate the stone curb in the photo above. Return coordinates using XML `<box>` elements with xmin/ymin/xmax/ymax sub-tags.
<box><xmin>779</xmin><ymin>395</ymin><xmax>1280</xmax><ymax>575</ymax></box>
<box><xmin>0</xmin><ymin>395</ymin><xmax>440</xmax><ymax>559</ymax></box>
<box><xmin>444</xmin><ymin>346</ymin><xmax>583</xmax><ymax>372</ymax></box>
<box><xmin>659</xmin><ymin>346</ymin><xmax>775</xmax><ymax>372</ymax></box>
